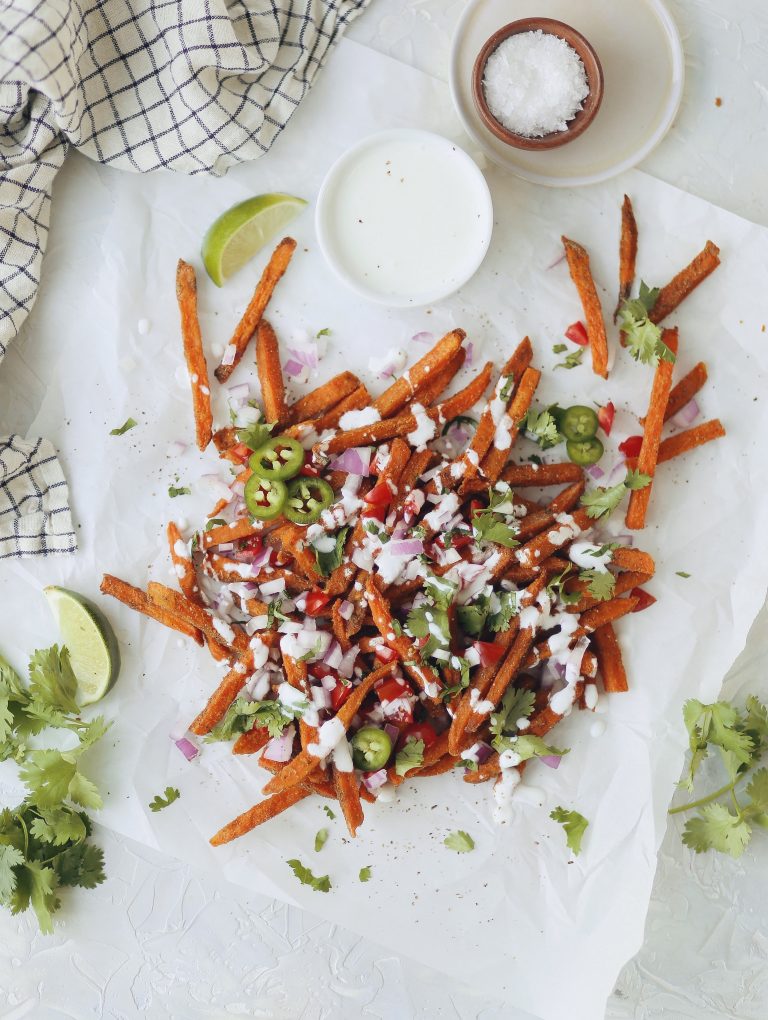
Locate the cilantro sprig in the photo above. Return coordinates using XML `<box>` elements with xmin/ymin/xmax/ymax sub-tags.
<box><xmin>149</xmin><ymin>787</ymin><xmax>180</xmax><ymax>812</ymax></box>
<box><xmin>313</xmin><ymin>526</ymin><xmax>350</xmax><ymax>577</ymax></box>
<box><xmin>205</xmin><ymin>696</ymin><xmax>301</xmax><ymax>743</ymax></box>
<box><xmin>580</xmin><ymin>469</ymin><xmax>651</xmax><ymax>520</ymax></box>
<box><xmin>520</xmin><ymin>407</ymin><xmax>563</xmax><ymax>450</ymax></box>
<box><xmin>670</xmin><ymin>696</ymin><xmax>768</xmax><ymax>858</ymax></box>
<box><xmin>286</xmin><ymin>858</ymin><xmax>331</xmax><ymax>892</ymax></box>
<box><xmin>550</xmin><ymin>807</ymin><xmax>589</xmax><ymax>856</ymax></box>
<box><xmin>394</xmin><ymin>738</ymin><xmax>424</xmax><ymax>777</ymax></box>
<box><xmin>471</xmin><ymin>484</ymin><xmax>520</xmax><ymax>548</ymax></box>
<box><xmin>444</xmin><ymin>831</ymin><xmax>475</xmax><ymax>853</ymax></box>
<box><xmin>0</xmin><ymin>648</ymin><xmax>109</xmax><ymax>933</ymax></box>
<box><xmin>618</xmin><ymin>282</ymin><xmax>676</xmax><ymax>366</ymax></box>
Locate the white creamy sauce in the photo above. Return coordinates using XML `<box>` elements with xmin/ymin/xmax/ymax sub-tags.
<box><xmin>406</xmin><ymin>403</ymin><xmax>437</xmax><ymax>451</ymax></box>
<box><xmin>492</xmin><ymin>767</ymin><xmax>521</xmax><ymax>824</ymax></box>
<box><xmin>469</xmin><ymin>688</ymin><xmax>494</xmax><ymax>716</ymax></box>
<box><xmin>569</xmin><ymin>540</ymin><xmax>612</xmax><ymax>571</ymax></box>
<box><xmin>319</xmin><ymin>133</ymin><xmax>492</xmax><ymax>304</ymax></box>
<box><xmin>338</xmin><ymin>406</ymin><xmax>381</xmax><ymax>429</ymax></box>
<box><xmin>308</xmin><ymin>717</ymin><xmax>347</xmax><ymax>759</ymax></box>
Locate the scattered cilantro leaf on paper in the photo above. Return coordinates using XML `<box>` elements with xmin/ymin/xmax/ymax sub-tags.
<box><xmin>554</xmin><ymin>348</ymin><xmax>584</xmax><ymax>371</ymax></box>
<box><xmin>444</xmin><ymin>831</ymin><xmax>475</xmax><ymax>853</ymax></box>
<box><xmin>314</xmin><ymin>828</ymin><xmax>329</xmax><ymax>852</ymax></box>
<box><xmin>168</xmin><ymin>485</ymin><xmax>191</xmax><ymax>498</ymax></box>
<box><xmin>149</xmin><ymin>787</ymin><xmax>181</xmax><ymax>813</ymax></box>
<box><xmin>359</xmin><ymin>866</ymin><xmax>372</xmax><ymax>882</ymax></box>
<box><xmin>109</xmin><ymin>417</ymin><xmax>137</xmax><ymax>436</ymax></box>
<box><xmin>286</xmin><ymin>859</ymin><xmax>331</xmax><ymax>892</ymax></box>
<box><xmin>676</xmin><ymin>571</ymin><xmax>691</xmax><ymax>578</ymax></box>
<box><xmin>550</xmin><ymin>807</ymin><xmax>589</xmax><ymax>855</ymax></box>
<box><xmin>322</xmin><ymin>805</ymin><xmax>336</xmax><ymax>821</ymax></box>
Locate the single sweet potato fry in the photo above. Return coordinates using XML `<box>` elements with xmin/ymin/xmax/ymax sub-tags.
<box><xmin>168</xmin><ymin>522</ymin><xmax>229</xmax><ymax>661</ymax></box>
<box><xmin>176</xmin><ymin>260</ymin><xmax>213</xmax><ymax>450</ymax></box>
<box><xmin>479</xmin><ymin>366</ymin><xmax>541</xmax><ymax>484</ymax></box>
<box><xmin>650</xmin><ymin>241</ymin><xmax>721</xmax><ymax>324</ymax></box>
<box><xmin>334</xmin><ymin>768</ymin><xmax>365</xmax><ymax>836</ymax></box>
<box><xmin>147</xmin><ymin>581</ymin><xmax>251</xmax><ymax>657</ymax></box>
<box><xmin>656</xmin><ymin>418</ymin><xmax>725</xmax><ymax>464</ymax></box>
<box><xmin>210</xmin><ymin>786</ymin><xmax>312</xmax><ymax>846</ymax></box>
<box><xmin>215</xmin><ymin>237</ymin><xmax>296</xmax><ymax>383</ymax></box>
<box><xmin>626</xmin><ymin>328</ymin><xmax>679</xmax><ymax>529</ymax></box>
<box><xmin>189</xmin><ymin>654</ymin><xmax>255</xmax><ymax>735</ymax></box>
<box><xmin>255</xmin><ymin>320</ymin><xmax>287</xmax><ymax>425</ymax></box>
<box><xmin>562</xmin><ymin>236</ymin><xmax>609</xmax><ymax>378</ymax></box>
<box><xmin>232</xmin><ymin>726</ymin><xmax>271</xmax><ymax>755</ymax></box>
<box><xmin>284</xmin><ymin>371</ymin><xmax>361</xmax><ymax>425</ymax></box>
<box><xmin>202</xmin><ymin>517</ymin><xmax>267</xmax><ymax>549</ymax></box>
<box><xmin>592</xmin><ymin>623</ymin><xmax>629</xmax><ymax>693</ymax></box>
<box><xmin>662</xmin><ymin>361</ymin><xmax>707</xmax><ymax>423</ymax></box>
<box><xmin>613</xmin><ymin>195</ymin><xmax>638</xmax><ymax>322</ymax></box>
<box><xmin>501</xmin><ymin>461</ymin><xmax>583</xmax><ymax>487</ymax></box>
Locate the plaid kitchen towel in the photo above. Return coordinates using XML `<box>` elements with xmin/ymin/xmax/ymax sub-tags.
<box><xmin>0</xmin><ymin>0</ymin><xmax>369</xmax><ymax>557</ymax></box>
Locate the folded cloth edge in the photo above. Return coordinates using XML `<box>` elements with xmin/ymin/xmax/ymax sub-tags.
<box><xmin>0</xmin><ymin>434</ymin><xmax>77</xmax><ymax>558</ymax></box>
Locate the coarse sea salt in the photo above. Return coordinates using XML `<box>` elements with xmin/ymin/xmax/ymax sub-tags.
<box><xmin>482</xmin><ymin>30</ymin><xmax>589</xmax><ymax>138</ymax></box>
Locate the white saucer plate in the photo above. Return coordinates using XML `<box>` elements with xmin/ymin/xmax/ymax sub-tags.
<box><xmin>450</xmin><ymin>0</ymin><xmax>684</xmax><ymax>187</ymax></box>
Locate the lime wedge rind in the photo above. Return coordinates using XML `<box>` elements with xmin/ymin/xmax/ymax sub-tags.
<box><xmin>43</xmin><ymin>586</ymin><xmax>120</xmax><ymax>705</ymax></box>
<box><xmin>201</xmin><ymin>193</ymin><xmax>307</xmax><ymax>286</ymax></box>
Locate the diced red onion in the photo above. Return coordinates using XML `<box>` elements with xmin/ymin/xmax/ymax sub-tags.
<box><xmin>614</xmin><ymin>533</ymin><xmax>635</xmax><ymax>547</ymax></box>
<box><xmin>547</xmin><ymin>251</ymin><xmax>567</xmax><ymax>269</ymax></box>
<box><xmin>312</xmin><ymin>686</ymin><xmax>331</xmax><ymax>711</ymax></box>
<box><xmin>166</xmin><ymin>440</ymin><xmax>187</xmax><ymax>458</ymax></box>
<box><xmin>464</xmin><ymin>340</ymin><xmax>474</xmax><ymax>365</ymax></box>
<box><xmin>540</xmin><ymin>755</ymin><xmax>562</xmax><ymax>769</ymax></box>
<box><xmin>288</xmin><ymin>345</ymin><xmax>319</xmax><ymax>370</ymax></box>
<box><xmin>260</xmin><ymin>577</ymin><xmax>286</xmax><ymax>597</ymax></box>
<box><xmin>587</xmin><ymin>464</ymin><xmax>605</xmax><ymax>481</ymax></box>
<box><xmin>338</xmin><ymin>645</ymin><xmax>359</xmax><ymax>679</ymax></box>
<box><xmin>605</xmin><ymin>455</ymin><xmax>628</xmax><ymax>487</ymax></box>
<box><xmin>384</xmin><ymin>723</ymin><xmax>400</xmax><ymax>744</ymax></box>
<box><xmin>215</xmin><ymin>542</ymin><xmax>234</xmax><ymax>553</ymax></box>
<box><xmin>411</xmin><ymin>331</ymin><xmax>434</xmax><ymax>345</ymax></box>
<box><xmin>328</xmin><ymin>447</ymin><xmax>372</xmax><ymax>476</ymax></box>
<box><xmin>283</xmin><ymin>358</ymin><xmax>306</xmax><ymax>378</ymax></box>
<box><xmin>391</xmin><ymin>520</ymin><xmax>409</xmax><ymax>541</ymax></box>
<box><xmin>338</xmin><ymin>600</ymin><xmax>354</xmax><ymax>621</ymax></box>
<box><xmin>387</xmin><ymin>539</ymin><xmax>424</xmax><ymax>557</ymax></box>
<box><xmin>248</xmin><ymin>547</ymin><xmax>274</xmax><ymax>572</ymax></box>
<box><xmin>174</xmin><ymin>737</ymin><xmax>199</xmax><ymax>762</ymax></box>
<box><xmin>263</xmin><ymin>725</ymin><xmax>295</xmax><ymax>762</ymax></box>
<box><xmin>227</xmin><ymin>382</ymin><xmax>251</xmax><ymax>400</ymax></box>
<box><xmin>362</xmin><ymin>768</ymin><xmax>389</xmax><ymax>792</ymax></box>
<box><xmin>199</xmin><ymin>475</ymin><xmax>233</xmax><ymax>503</ymax></box>
<box><xmin>321</xmin><ymin>674</ymin><xmax>338</xmax><ymax>692</ymax></box>
<box><xmin>475</xmin><ymin>741</ymin><xmax>494</xmax><ymax>764</ymax></box>
<box><xmin>221</xmin><ymin>344</ymin><xmax>236</xmax><ymax>366</ymax></box>
<box><xmin>671</xmin><ymin>397</ymin><xmax>700</xmax><ymax>429</ymax></box>
<box><xmin>323</xmin><ymin>639</ymin><xmax>344</xmax><ymax>669</ymax></box>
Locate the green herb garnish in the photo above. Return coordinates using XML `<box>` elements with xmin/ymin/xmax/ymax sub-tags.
<box><xmin>550</xmin><ymin>806</ymin><xmax>589</xmax><ymax>855</ymax></box>
<box><xmin>109</xmin><ymin>417</ymin><xmax>137</xmax><ymax>436</ymax></box>
<box><xmin>149</xmin><ymin>787</ymin><xmax>180</xmax><ymax>812</ymax></box>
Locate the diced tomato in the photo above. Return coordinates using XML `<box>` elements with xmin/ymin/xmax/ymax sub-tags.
<box><xmin>231</xmin><ymin>442</ymin><xmax>252</xmax><ymax>464</ymax></box>
<box><xmin>472</xmin><ymin>640</ymin><xmax>505</xmax><ymax>668</ymax></box>
<box><xmin>239</xmin><ymin>534</ymin><xmax>264</xmax><ymax>555</ymax></box>
<box><xmin>565</xmin><ymin>321</ymin><xmax>589</xmax><ymax>346</ymax></box>
<box><xmin>619</xmin><ymin>435</ymin><xmax>643</xmax><ymax>458</ymax></box>
<box><xmin>630</xmin><ymin>587</ymin><xmax>656</xmax><ymax>612</ymax></box>
<box><xmin>448</xmin><ymin>533</ymin><xmax>474</xmax><ymax>550</ymax></box>
<box><xmin>397</xmin><ymin>722</ymin><xmax>438</xmax><ymax>751</ymax></box>
<box><xmin>308</xmin><ymin>662</ymin><xmax>333</xmax><ymax>679</ymax></box>
<box><xmin>376</xmin><ymin>675</ymin><xmax>411</xmax><ymax>703</ymax></box>
<box><xmin>598</xmin><ymin>402</ymin><xmax>615</xmax><ymax>436</ymax></box>
<box><xmin>469</xmin><ymin>499</ymin><xmax>484</xmax><ymax>516</ymax></box>
<box><xmin>305</xmin><ymin>589</ymin><xmax>332</xmax><ymax>616</ymax></box>
<box><xmin>374</xmin><ymin>644</ymin><xmax>399</xmax><ymax>664</ymax></box>
<box><xmin>329</xmin><ymin>681</ymin><xmax>352</xmax><ymax>711</ymax></box>
<box><xmin>361</xmin><ymin>503</ymin><xmax>387</xmax><ymax>522</ymax></box>
<box><xmin>364</xmin><ymin>481</ymin><xmax>393</xmax><ymax>507</ymax></box>
<box><xmin>300</xmin><ymin>461</ymin><xmax>320</xmax><ymax>477</ymax></box>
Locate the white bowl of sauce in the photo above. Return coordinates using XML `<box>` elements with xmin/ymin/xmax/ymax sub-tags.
<box><xmin>315</xmin><ymin>129</ymin><xmax>493</xmax><ymax>307</ymax></box>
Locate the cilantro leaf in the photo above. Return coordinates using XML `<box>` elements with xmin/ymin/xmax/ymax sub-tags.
<box><xmin>168</xmin><ymin>485</ymin><xmax>191</xmax><ymax>498</ymax></box>
<box><xmin>489</xmin><ymin>687</ymin><xmax>535</xmax><ymax>740</ymax></box>
<box><xmin>579</xmin><ymin>568</ymin><xmax>616</xmax><ymax>601</ymax></box>
<box><xmin>322</xmin><ymin>805</ymin><xmax>336</xmax><ymax>820</ymax></box>
<box><xmin>552</xmin><ymin>343</ymin><xmax>567</xmax><ymax>354</ymax></box>
<box><xmin>520</xmin><ymin>407</ymin><xmax>563</xmax><ymax>450</ymax></box>
<box><xmin>554</xmin><ymin>348</ymin><xmax>584</xmax><ymax>370</ymax></box>
<box><xmin>313</xmin><ymin>526</ymin><xmax>350</xmax><ymax>577</ymax></box>
<box><xmin>29</xmin><ymin>806</ymin><xmax>87</xmax><ymax>845</ymax></box>
<box><xmin>394</xmin><ymin>738</ymin><xmax>425</xmax><ymax>777</ymax></box>
<box><xmin>580</xmin><ymin>470</ymin><xmax>651</xmax><ymax>520</ymax></box>
<box><xmin>359</xmin><ymin>866</ymin><xmax>372</xmax><ymax>882</ymax></box>
<box><xmin>28</xmin><ymin>646</ymin><xmax>80</xmax><ymax>716</ymax></box>
<box><xmin>493</xmin><ymin>734</ymin><xmax>569</xmax><ymax>762</ymax></box>
<box><xmin>472</xmin><ymin>486</ymin><xmax>520</xmax><ymax>548</ymax></box>
<box><xmin>286</xmin><ymin>858</ymin><xmax>331</xmax><ymax>892</ymax></box>
<box><xmin>316</xmin><ymin>328</ymin><xmax>332</xmax><ymax>338</ymax></box>
<box><xmin>550</xmin><ymin>806</ymin><xmax>589</xmax><ymax>855</ymax></box>
<box><xmin>19</xmin><ymin>750</ymin><xmax>103</xmax><ymax>809</ymax></box>
<box><xmin>206</xmin><ymin>697</ymin><xmax>296</xmax><ymax>743</ymax></box>
<box><xmin>109</xmin><ymin>417</ymin><xmax>137</xmax><ymax>436</ymax></box>
<box><xmin>0</xmin><ymin>845</ymin><xmax>24</xmax><ymax>901</ymax></box>
<box><xmin>456</xmin><ymin>594</ymin><xmax>490</xmax><ymax>637</ymax></box>
<box><xmin>424</xmin><ymin>573</ymin><xmax>459</xmax><ymax>611</ymax></box>
<box><xmin>12</xmin><ymin>861</ymin><xmax>59</xmax><ymax>934</ymax></box>
<box><xmin>625</xmin><ymin>469</ymin><xmax>652</xmax><ymax>490</ymax></box>
<box><xmin>267</xmin><ymin>596</ymin><xmax>290</xmax><ymax>629</ymax></box>
<box><xmin>149</xmin><ymin>787</ymin><xmax>181</xmax><ymax>812</ymax></box>
<box><xmin>237</xmin><ymin>421</ymin><xmax>274</xmax><ymax>452</ymax></box>
<box><xmin>314</xmin><ymin>828</ymin><xmax>329</xmax><ymax>852</ymax></box>
<box><xmin>499</xmin><ymin>374</ymin><xmax>515</xmax><ymax>401</ymax></box>
<box><xmin>405</xmin><ymin>605</ymin><xmax>450</xmax><ymax>660</ymax></box>
<box><xmin>682</xmin><ymin>803</ymin><xmax>751</xmax><ymax>858</ymax></box>
<box><xmin>488</xmin><ymin>590</ymin><xmax>519</xmax><ymax>633</ymax></box>
<box><xmin>746</xmin><ymin>768</ymin><xmax>768</xmax><ymax>813</ymax></box>
<box><xmin>53</xmin><ymin>841</ymin><xmax>106</xmax><ymax>889</ymax></box>
<box><xmin>444</xmin><ymin>830</ymin><xmax>475</xmax><ymax>853</ymax></box>
<box><xmin>618</xmin><ymin>282</ymin><xmax>675</xmax><ymax>366</ymax></box>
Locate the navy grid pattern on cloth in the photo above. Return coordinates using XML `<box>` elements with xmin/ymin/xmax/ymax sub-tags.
<box><xmin>0</xmin><ymin>0</ymin><xmax>369</xmax><ymax>556</ymax></box>
<box><xmin>0</xmin><ymin>434</ymin><xmax>76</xmax><ymax>557</ymax></box>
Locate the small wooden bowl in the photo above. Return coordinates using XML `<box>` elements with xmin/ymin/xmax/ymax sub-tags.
<box><xmin>472</xmin><ymin>18</ymin><xmax>604</xmax><ymax>151</ymax></box>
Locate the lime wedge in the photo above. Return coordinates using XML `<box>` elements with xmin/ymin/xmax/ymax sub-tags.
<box><xmin>201</xmin><ymin>193</ymin><xmax>307</xmax><ymax>286</ymax></box>
<box><xmin>43</xmin><ymin>586</ymin><xmax>120</xmax><ymax>705</ymax></box>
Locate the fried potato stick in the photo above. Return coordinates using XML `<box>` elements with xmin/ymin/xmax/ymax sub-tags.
<box><xmin>255</xmin><ymin>319</ymin><xmax>288</xmax><ymax>425</ymax></box>
<box><xmin>284</xmin><ymin>371</ymin><xmax>361</xmax><ymax>426</ymax></box>
<box><xmin>210</xmin><ymin>786</ymin><xmax>312</xmax><ymax>846</ymax></box>
<box><xmin>562</xmin><ymin>236</ymin><xmax>609</xmax><ymax>378</ymax></box>
<box><xmin>649</xmin><ymin>241</ymin><xmax>721</xmax><ymax>324</ymax></box>
<box><xmin>592</xmin><ymin>623</ymin><xmax>629</xmax><ymax>693</ymax></box>
<box><xmin>176</xmin><ymin>260</ymin><xmax>213</xmax><ymax>450</ymax></box>
<box><xmin>100</xmin><ymin>574</ymin><xmax>203</xmax><ymax>644</ymax></box>
<box><xmin>613</xmin><ymin>195</ymin><xmax>638</xmax><ymax>322</ymax></box>
<box><xmin>373</xmin><ymin>329</ymin><xmax>466</xmax><ymax>417</ymax></box>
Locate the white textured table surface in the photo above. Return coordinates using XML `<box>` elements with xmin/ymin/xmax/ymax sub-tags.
<box><xmin>3</xmin><ymin>2</ymin><xmax>768</xmax><ymax>1018</ymax></box>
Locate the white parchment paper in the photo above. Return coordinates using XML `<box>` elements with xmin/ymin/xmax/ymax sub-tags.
<box><xmin>2</xmin><ymin>39</ymin><xmax>768</xmax><ymax>1020</ymax></box>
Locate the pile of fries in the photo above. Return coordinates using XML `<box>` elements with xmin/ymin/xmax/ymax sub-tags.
<box><xmin>102</xmin><ymin>199</ymin><xmax>726</xmax><ymax>846</ymax></box>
